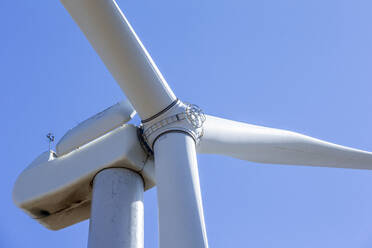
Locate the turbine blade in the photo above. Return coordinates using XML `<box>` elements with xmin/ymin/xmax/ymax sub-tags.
<box><xmin>60</xmin><ymin>0</ymin><xmax>177</xmax><ymax>119</ymax></box>
<box><xmin>154</xmin><ymin>133</ymin><xmax>208</xmax><ymax>248</ymax></box>
<box><xmin>198</xmin><ymin>115</ymin><xmax>372</xmax><ymax>170</ymax></box>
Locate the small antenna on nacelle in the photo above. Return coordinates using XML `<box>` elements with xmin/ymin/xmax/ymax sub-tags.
<box><xmin>46</xmin><ymin>132</ymin><xmax>55</xmax><ymax>151</ymax></box>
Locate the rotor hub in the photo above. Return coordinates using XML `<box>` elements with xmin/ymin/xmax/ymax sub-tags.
<box><xmin>140</xmin><ymin>100</ymin><xmax>205</xmax><ymax>151</ymax></box>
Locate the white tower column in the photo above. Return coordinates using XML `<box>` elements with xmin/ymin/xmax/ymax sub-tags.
<box><xmin>88</xmin><ymin>168</ymin><xmax>144</xmax><ymax>248</ymax></box>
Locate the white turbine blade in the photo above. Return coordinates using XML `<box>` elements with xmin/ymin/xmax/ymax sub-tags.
<box><xmin>60</xmin><ymin>0</ymin><xmax>177</xmax><ymax>119</ymax></box>
<box><xmin>154</xmin><ymin>133</ymin><xmax>208</xmax><ymax>248</ymax></box>
<box><xmin>198</xmin><ymin>115</ymin><xmax>372</xmax><ymax>170</ymax></box>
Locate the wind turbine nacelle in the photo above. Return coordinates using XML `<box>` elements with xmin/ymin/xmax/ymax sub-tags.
<box><xmin>13</xmin><ymin>124</ymin><xmax>155</xmax><ymax>230</ymax></box>
<box><xmin>56</xmin><ymin>100</ymin><xmax>136</xmax><ymax>156</ymax></box>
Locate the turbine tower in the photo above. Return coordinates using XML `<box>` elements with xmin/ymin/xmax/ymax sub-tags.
<box><xmin>13</xmin><ymin>1</ymin><xmax>372</xmax><ymax>248</ymax></box>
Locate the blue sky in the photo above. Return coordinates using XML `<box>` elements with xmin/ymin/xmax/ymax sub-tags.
<box><xmin>2</xmin><ymin>0</ymin><xmax>372</xmax><ymax>247</ymax></box>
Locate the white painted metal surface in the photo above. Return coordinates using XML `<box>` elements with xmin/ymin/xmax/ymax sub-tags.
<box><xmin>154</xmin><ymin>133</ymin><xmax>208</xmax><ymax>248</ymax></box>
<box><xmin>57</xmin><ymin>100</ymin><xmax>136</xmax><ymax>156</ymax></box>
<box><xmin>13</xmin><ymin>0</ymin><xmax>372</xmax><ymax>246</ymax></box>
<box><xmin>88</xmin><ymin>168</ymin><xmax>144</xmax><ymax>248</ymax></box>
<box><xmin>141</xmin><ymin>100</ymin><xmax>204</xmax><ymax>148</ymax></box>
<box><xmin>13</xmin><ymin>124</ymin><xmax>154</xmax><ymax>230</ymax></box>
<box><xmin>199</xmin><ymin>115</ymin><xmax>372</xmax><ymax>169</ymax></box>
<box><xmin>60</xmin><ymin>0</ymin><xmax>176</xmax><ymax>119</ymax></box>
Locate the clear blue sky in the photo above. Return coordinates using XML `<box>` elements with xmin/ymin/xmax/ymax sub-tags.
<box><xmin>2</xmin><ymin>0</ymin><xmax>372</xmax><ymax>247</ymax></box>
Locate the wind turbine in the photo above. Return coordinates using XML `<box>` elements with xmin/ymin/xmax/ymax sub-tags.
<box><xmin>12</xmin><ymin>0</ymin><xmax>372</xmax><ymax>248</ymax></box>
